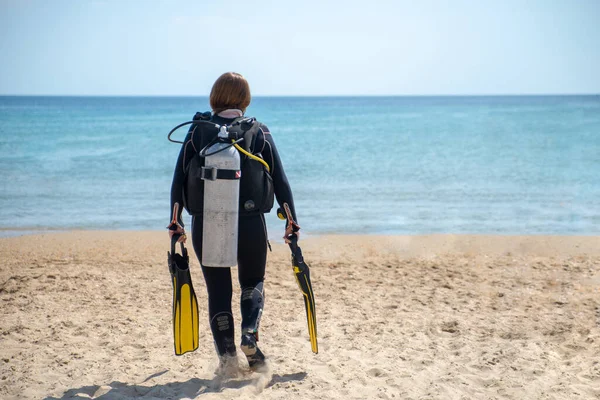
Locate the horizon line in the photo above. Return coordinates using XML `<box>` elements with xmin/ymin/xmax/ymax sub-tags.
<box><xmin>1</xmin><ymin>93</ymin><xmax>599</xmax><ymax>98</ymax></box>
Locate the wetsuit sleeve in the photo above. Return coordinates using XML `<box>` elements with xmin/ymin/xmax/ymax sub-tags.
<box><xmin>261</xmin><ymin>126</ymin><xmax>298</xmax><ymax>224</ymax></box>
<box><xmin>169</xmin><ymin>131</ymin><xmax>194</xmax><ymax>227</ymax></box>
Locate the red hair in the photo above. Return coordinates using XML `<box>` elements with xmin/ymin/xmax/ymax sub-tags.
<box><xmin>209</xmin><ymin>72</ymin><xmax>251</xmax><ymax>113</ymax></box>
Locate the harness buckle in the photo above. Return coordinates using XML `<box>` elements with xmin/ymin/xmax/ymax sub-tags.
<box><xmin>200</xmin><ymin>166</ymin><xmax>217</xmax><ymax>181</ymax></box>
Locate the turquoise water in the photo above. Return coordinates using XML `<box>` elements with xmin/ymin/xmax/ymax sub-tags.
<box><xmin>1</xmin><ymin>95</ymin><xmax>599</xmax><ymax>236</ymax></box>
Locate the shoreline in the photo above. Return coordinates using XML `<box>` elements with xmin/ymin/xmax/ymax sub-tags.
<box><xmin>1</xmin><ymin>230</ymin><xmax>599</xmax><ymax>258</ymax></box>
<box><xmin>3</xmin><ymin>225</ymin><xmax>600</xmax><ymax>240</ymax></box>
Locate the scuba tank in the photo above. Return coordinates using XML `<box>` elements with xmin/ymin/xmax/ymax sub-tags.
<box><xmin>200</xmin><ymin>126</ymin><xmax>241</xmax><ymax>267</ymax></box>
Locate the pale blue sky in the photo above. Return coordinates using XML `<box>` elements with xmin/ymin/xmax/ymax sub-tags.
<box><xmin>1</xmin><ymin>0</ymin><xmax>599</xmax><ymax>96</ymax></box>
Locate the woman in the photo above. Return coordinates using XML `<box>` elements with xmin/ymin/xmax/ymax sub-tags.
<box><xmin>168</xmin><ymin>72</ymin><xmax>299</xmax><ymax>369</ymax></box>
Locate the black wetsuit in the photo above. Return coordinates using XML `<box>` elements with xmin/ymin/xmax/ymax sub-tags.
<box><xmin>169</xmin><ymin>114</ymin><xmax>297</xmax><ymax>357</ymax></box>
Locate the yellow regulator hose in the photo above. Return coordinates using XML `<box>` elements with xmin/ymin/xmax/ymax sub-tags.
<box><xmin>232</xmin><ymin>141</ymin><xmax>271</xmax><ymax>173</ymax></box>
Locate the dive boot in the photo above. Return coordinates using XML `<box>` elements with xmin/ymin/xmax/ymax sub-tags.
<box><xmin>240</xmin><ymin>332</ymin><xmax>265</xmax><ymax>369</ymax></box>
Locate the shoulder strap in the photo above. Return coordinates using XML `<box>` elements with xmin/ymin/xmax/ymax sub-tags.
<box><xmin>242</xmin><ymin>122</ymin><xmax>263</xmax><ymax>154</ymax></box>
<box><xmin>225</xmin><ymin>117</ymin><xmax>262</xmax><ymax>154</ymax></box>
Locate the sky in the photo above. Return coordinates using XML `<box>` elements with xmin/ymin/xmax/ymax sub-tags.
<box><xmin>0</xmin><ymin>0</ymin><xmax>599</xmax><ymax>96</ymax></box>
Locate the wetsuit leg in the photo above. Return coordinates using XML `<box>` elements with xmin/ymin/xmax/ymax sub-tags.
<box><xmin>191</xmin><ymin>216</ymin><xmax>236</xmax><ymax>357</ymax></box>
<box><xmin>237</xmin><ymin>214</ymin><xmax>268</xmax><ymax>335</ymax></box>
<box><xmin>237</xmin><ymin>214</ymin><xmax>268</xmax><ymax>367</ymax></box>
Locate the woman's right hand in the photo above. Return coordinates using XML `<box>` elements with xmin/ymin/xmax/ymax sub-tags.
<box><xmin>169</xmin><ymin>202</ymin><xmax>186</xmax><ymax>243</ymax></box>
<box><xmin>167</xmin><ymin>221</ymin><xmax>187</xmax><ymax>243</ymax></box>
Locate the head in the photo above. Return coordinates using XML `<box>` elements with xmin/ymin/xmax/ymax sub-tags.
<box><xmin>210</xmin><ymin>72</ymin><xmax>251</xmax><ymax>114</ymax></box>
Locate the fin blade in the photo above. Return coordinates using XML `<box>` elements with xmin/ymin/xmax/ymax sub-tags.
<box><xmin>293</xmin><ymin>262</ymin><xmax>318</xmax><ymax>354</ymax></box>
<box><xmin>171</xmin><ymin>263</ymin><xmax>200</xmax><ymax>356</ymax></box>
<box><xmin>176</xmin><ymin>284</ymin><xmax>198</xmax><ymax>354</ymax></box>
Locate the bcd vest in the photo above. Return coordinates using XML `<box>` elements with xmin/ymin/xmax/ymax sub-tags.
<box><xmin>183</xmin><ymin>113</ymin><xmax>274</xmax><ymax>217</ymax></box>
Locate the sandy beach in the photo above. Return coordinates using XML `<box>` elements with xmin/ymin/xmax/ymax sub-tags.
<box><xmin>1</xmin><ymin>232</ymin><xmax>599</xmax><ymax>400</ymax></box>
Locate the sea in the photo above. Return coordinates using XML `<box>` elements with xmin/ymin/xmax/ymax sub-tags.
<box><xmin>1</xmin><ymin>95</ymin><xmax>599</xmax><ymax>238</ymax></box>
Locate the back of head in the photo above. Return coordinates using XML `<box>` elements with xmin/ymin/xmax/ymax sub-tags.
<box><xmin>210</xmin><ymin>72</ymin><xmax>251</xmax><ymax>114</ymax></box>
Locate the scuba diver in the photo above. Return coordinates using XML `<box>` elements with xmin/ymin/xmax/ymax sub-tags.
<box><xmin>167</xmin><ymin>72</ymin><xmax>299</xmax><ymax>370</ymax></box>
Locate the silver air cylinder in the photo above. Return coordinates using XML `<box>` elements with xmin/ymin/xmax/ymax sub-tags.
<box><xmin>201</xmin><ymin>142</ymin><xmax>240</xmax><ymax>267</ymax></box>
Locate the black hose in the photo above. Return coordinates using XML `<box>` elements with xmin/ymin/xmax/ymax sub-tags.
<box><xmin>167</xmin><ymin>117</ymin><xmax>256</xmax><ymax>159</ymax></box>
<box><xmin>167</xmin><ymin>120</ymin><xmax>216</xmax><ymax>144</ymax></box>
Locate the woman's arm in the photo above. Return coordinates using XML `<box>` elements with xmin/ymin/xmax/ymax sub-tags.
<box><xmin>261</xmin><ymin>125</ymin><xmax>298</xmax><ymax>225</ymax></box>
<box><xmin>169</xmin><ymin>130</ymin><xmax>194</xmax><ymax>227</ymax></box>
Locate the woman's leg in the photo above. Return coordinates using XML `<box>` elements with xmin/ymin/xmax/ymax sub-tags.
<box><xmin>192</xmin><ymin>216</ymin><xmax>236</xmax><ymax>358</ymax></box>
<box><xmin>237</xmin><ymin>214</ymin><xmax>268</xmax><ymax>367</ymax></box>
